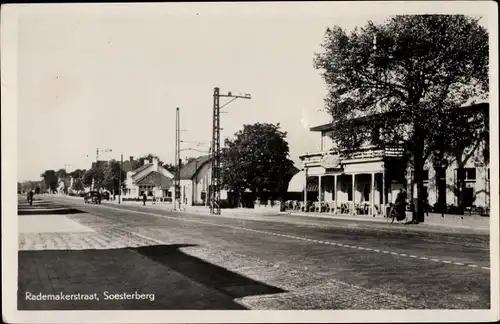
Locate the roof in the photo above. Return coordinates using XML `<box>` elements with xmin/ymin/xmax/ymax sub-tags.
<box><xmin>310</xmin><ymin>102</ymin><xmax>489</xmax><ymax>133</ymax></box>
<box><xmin>131</xmin><ymin>163</ymin><xmax>153</xmax><ymax>176</ymax></box>
<box><xmin>135</xmin><ymin>171</ymin><xmax>173</xmax><ymax>188</ymax></box>
<box><xmin>179</xmin><ymin>155</ymin><xmax>211</xmax><ymax>180</ymax></box>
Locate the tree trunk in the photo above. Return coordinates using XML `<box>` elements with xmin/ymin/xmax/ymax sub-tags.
<box><xmin>412</xmin><ymin>145</ymin><xmax>426</xmax><ymax>224</ymax></box>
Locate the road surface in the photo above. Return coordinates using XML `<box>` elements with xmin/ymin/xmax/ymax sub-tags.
<box><xmin>18</xmin><ymin>195</ymin><xmax>490</xmax><ymax>310</ymax></box>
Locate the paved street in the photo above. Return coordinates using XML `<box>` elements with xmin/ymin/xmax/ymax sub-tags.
<box><xmin>18</xmin><ymin>195</ymin><xmax>490</xmax><ymax>310</ymax></box>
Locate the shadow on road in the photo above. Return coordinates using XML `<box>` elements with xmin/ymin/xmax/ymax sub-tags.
<box><xmin>135</xmin><ymin>244</ymin><xmax>286</xmax><ymax>299</ymax></box>
<box><xmin>18</xmin><ymin>243</ymin><xmax>286</xmax><ymax>310</ymax></box>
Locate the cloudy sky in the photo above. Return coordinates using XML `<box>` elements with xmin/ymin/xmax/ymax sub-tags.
<box><xmin>13</xmin><ymin>2</ymin><xmax>491</xmax><ymax>181</ymax></box>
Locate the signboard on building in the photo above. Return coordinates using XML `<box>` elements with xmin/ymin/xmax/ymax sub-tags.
<box><xmin>321</xmin><ymin>154</ymin><xmax>341</xmax><ymax>169</ymax></box>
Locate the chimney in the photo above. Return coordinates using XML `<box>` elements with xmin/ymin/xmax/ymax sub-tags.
<box><xmin>129</xmin><ymin>156</ymin><xmax>133</xmax><ymax>162</ymax></box>
<box><xmin>152</xmin><ymin>157</ymin><xmax>159</xmax><ymax>170</ymax></box>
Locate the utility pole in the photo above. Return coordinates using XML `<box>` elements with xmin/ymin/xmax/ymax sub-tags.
<box><xmin>210</xmin><ymin>87</ymin><xmax>251</xmax><ymax>215</ymax></box>
<box><xmin>119</xmin><ymin>154</ymin><xmax>123</xmax><ymax>204</ymax></box>
<box><xmin>174</xmin><ymin>108</ymin><xmax>181</xmax><ymax>211</ymax></box>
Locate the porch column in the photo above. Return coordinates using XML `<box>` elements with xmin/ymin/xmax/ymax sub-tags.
<box><xmin>334</xmin><ymin>174</ymin><xmax>338</xmax><ymax>214</ymax></box>
<box><xmin>371</xmin><ymin>172</ymin><xmax>375</xmax><ymax>216</ymax></box>
<box><xmin>318</xmin><ymin>175</ymin><xmax>322</xmax><ymax>212</ymax></box>
<box><xmin>382</xmin><ymin>171</ymin><xmax>386</xmax><ymax>217</ymax></box>
<box><xmin>351</xmin><ymin>174</ymin><xmax>356</xmax><ymax>215</ymax></box>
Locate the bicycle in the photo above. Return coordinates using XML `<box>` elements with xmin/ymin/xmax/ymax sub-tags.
<box><xmin>386</xmin><ymin>206</ymin><xmax>406</xmax><ymax>224</ymax></box>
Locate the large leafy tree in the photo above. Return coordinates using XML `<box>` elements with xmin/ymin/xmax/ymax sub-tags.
<box><xmin>313</xmin><ymin>15</ymin><xmax>488</xmax><ymax>223</ymax></box>
<box><xmin>40</xmin><ymin>170</ymin><xmax>58</xmax><ymax>193</ymax></box>
<box><xmin>70</xmin><ymin>169</ymin><xmax>86</xmax><ymax>192</ymax></box>
<box><xmin>82</xmin><ymin>166</ymin><xmax>105</xmax><ymax>190</ymax></box>
<box><xmin>220</xmin><ymin>123</ymin><xmax>295</xmax><ymax>201</ymax></box>
<box><xmin>101</xmin><ymin>160</ymin><xmax>127</xmax><ymax>194</ymax></box>
<box><xmin>162</xmin><ymin>163</ymin><xmax>177</xmax><ymax>174</ymax></box>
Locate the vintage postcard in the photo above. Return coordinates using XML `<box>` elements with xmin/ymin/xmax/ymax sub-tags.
<box><xmin>2</xmin><ymin>1</ymin><xmax>499</xmax><ymax>323</ymax></box>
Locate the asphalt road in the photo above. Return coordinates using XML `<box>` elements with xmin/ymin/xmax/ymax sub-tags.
<box><xmin>21</xmin><ymin>195</ymin><xmax>491</xmax><ymax>310</ymax></box>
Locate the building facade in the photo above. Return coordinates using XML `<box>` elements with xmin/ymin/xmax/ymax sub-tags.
<box><xmin>298</xmin><ymin>103</ymin><xmax>490</xmax><ymax>215</ymax></box>
<box><xmin>178</xmin><ymin>155</ymin><xmax>229</xmax><ymax>206</ymax></box>
<box><xmin>122</xmin><ymin>157</ymin><xmax>174</xmax><ymax>199</ymax></box>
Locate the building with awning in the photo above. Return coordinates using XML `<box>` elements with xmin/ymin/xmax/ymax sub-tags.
<box><xmin>299</xmin><ymin>101</ymin><xmax>490</xmax><ymax>216</ymax></box>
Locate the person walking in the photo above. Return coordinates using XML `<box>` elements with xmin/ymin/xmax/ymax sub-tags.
<box><xmin>152</xmin><ymin>192</ymin><xmax>156</xmax><ymax>205</ymax></box>
<box><xmin>394</xmin><ymin>188</ymin><xmax>407</xmax><ymax>222</ymax></box>
<box><xmin>28</xmin><ymin>189</ymin><xmax>34</xmax><ymax>206</ymax></box>
<box><xmin>142</xmin><ymin>192</ymin><xmax>147</xmax><ymax>206</ymax></box>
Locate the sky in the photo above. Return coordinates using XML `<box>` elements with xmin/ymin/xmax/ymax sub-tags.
<box><xmin>14</xmin><ymin>3</ymin><xmax>491</xmax><ymax>181</ymax></box>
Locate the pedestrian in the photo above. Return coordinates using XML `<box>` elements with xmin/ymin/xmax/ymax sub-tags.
<box><xmin>394</xmin><ymin>188</ymin><xmax>407</xmax><ymax>221</ymax></box>
<box><xmin>28</xmin><ymin>189</ymin><xmax>34</xmax><ymax>206</ymax></box>
<box><xmin>152</xmin><ymin>192</ymin><xmax>156</xmax><ymax>205</ymax></box>
<box><xmin>142</xmin><ymin>192</ymin><xmax>147</xmax><ymax>206</ymax></box>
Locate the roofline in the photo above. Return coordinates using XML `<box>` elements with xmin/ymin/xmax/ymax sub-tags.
<box><xmin>309</xmin><ymin>102</ymin><xmax>489</xmax><ymax>132</ymax></box>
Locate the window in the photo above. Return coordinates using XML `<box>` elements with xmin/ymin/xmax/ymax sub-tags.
<box><xmin>466</xmin><ymin>168</ymin><xmax>476</xmax><ymax>180</ymax></box>
<box><xmin>423</xmin><ymin>170</ymin><xmax>429</xmax><ymax>182</ymax></box>
<box><xmin>363</xmin><ymin>184</ymin><xmax>370</xmax><ymax>202</ymax></box>
<box><xmin>457</xmin><ymin>168</ymin><xmax>476</xmax><ymax>181</ymax></box>
<box><xmin>347</xmin><ymin>183</ymin><xmax>353</xmax><ymax>201</ymax></box>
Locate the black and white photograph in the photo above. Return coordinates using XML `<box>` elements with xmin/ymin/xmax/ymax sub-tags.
<box><xmin>2</xmin><ymin>1</ymin><xmax>498</xmax><ymax>323</ymax></box>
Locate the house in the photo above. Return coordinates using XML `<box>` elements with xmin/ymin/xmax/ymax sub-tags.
<box><xmin>178</xmin><ymin>155</ymin><xmax>230</xmax><ymax>206</ymax></box>
<box><xmin>121</xmin><ymin>157</ymin><xmax>174</xmax><ymax>199</ymax></box>
<box><xmin>297</xmin><ymin>102</ymin><xmax>490</xmax><ymax>215</ymax></box>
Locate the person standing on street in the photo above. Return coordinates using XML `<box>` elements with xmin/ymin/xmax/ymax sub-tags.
<box><xmin>28</xmin><ymin>189</ymin><xmax>34</xmax><ymax>206</ymax></box>
<box><xmin>394</xmin><ymin>188</ymin><xmax>407</xmax><ymax>221</ymax></box>
<box><xmin>142</xmin><ymin>192</ymin><xmax>147</xmax><ymax>206</ymax></box>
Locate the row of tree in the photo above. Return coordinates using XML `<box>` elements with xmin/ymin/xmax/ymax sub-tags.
<box><xmin>39</xmin><ymin>154</ymin><xmax>178</xmax><ymax>195</ymax></box>
<box><xmin>36</xmin><ymin>123</ymin><xmax>298</xmax><ymax>202</ymax></box>
<box><xmin>313</xmin><ymin>15</ymin><xmax>489</xmax><ymax>221</ymax></box>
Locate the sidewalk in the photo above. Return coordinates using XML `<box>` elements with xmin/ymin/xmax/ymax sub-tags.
<box><xmin>49</xmin><ymin>195</ymin><xmax>490</xmax><ymax>233</ymax></box>
<box><xmin>112</xmin><ymin>200</ymin><xmax>490</xmax><ymax>233</ymax></box>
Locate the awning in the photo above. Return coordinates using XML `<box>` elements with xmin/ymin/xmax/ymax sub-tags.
<box><xmin>306</xmin><ymin>183</ymin><xmax>319</xmax><ymax>192</ymax></box>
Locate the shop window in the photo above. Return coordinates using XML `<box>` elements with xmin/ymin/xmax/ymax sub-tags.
<box><xmin>347</xmin><ymin>184</ymin><xmax>353</xmax><ymax>201</ymax></box>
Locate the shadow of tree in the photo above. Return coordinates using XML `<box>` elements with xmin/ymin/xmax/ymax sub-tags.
<box><xmin>18</xmin><ymin>244</ymin><xmax>286</xmax><ymax>310</ymax></box>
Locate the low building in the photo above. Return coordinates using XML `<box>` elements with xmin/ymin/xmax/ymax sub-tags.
<box><xmin>121</xmin><ymin>157</ymin><xmax>174</xmax><ymax>199</ymax></box>
<box><xmin>178</xmin><ymin>155</ymin><xmax>229</xmax><ymax>206</ymax></box>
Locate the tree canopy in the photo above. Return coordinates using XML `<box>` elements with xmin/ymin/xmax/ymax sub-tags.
<box><xmin>313</xmin><ymin>15</ymin><xmax>488</xmax><ymax>222</ymax></box>
<box><xmin>220</xmin><ymin>123</ymin><xmax>295</xmax><ymax>197</ymax></box>
<box><xmin>40</xmin><ymin>170</ymin><xmax>58</xmax><ymax>193</ymax></box>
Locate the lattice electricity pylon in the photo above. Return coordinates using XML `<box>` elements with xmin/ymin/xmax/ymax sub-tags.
<box><xmin>210</xmin><ymin>88</ymin><xmax>221</xmax><ymax>215</ymax></box>
<box><xmin>210</xmin><ymin>87</ymin><xmax>251</xmax><ymax>215</ymax></box>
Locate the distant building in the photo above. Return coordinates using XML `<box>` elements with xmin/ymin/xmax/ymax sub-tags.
<box><xmin>121</xmin><ymin>157</ymin><xmax>174</xmax><ymax>199</ymax></box>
